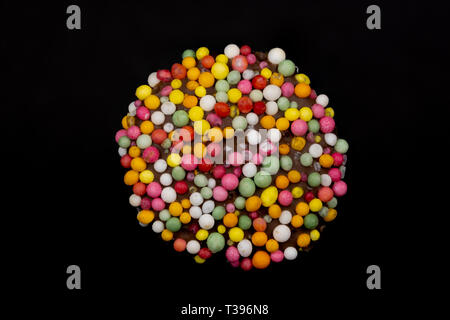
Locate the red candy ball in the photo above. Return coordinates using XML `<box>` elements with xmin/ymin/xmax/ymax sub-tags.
<box><xmin>188</xmin><ymin>222</ymin><xmax>200</xmax><ymax>234</ymax></box>
<box><xmin>240</xmin><ymin>257</ymin><xmax>253</xmax><ymax>271</ymax></box>
<box><xmin>201</xmin><ymin>55</ymin><xmax>215</xmax><ymax>69</ymax></box>
<box><xmin>198</xmin><ymin>158</ymin><xmax>213</xmax><ymax>172</ymax></box>
<box><xmin>214</xmin><ymin>102</ymin><xmax>230</xmax><ymax>117</ymax></box>
<box><xmin>174</xmin><ymin>181</ymin><xmax>188</xmax><ymax>194</ymax></box>
<box><xmin>305</xmin><ymin>191</ymin><xmax>315</xmax><ymax>203</ymax></box>
<box><xmin>232</xmin><ymin>55</ymin><xmax>248</xmax><ymax>73</ymax></box>
<box><xmin>198</xmin><ymin>247</ymin><xmax>212</xmax><ymax>259</ymax></box>
<box><xmin>157</xmin><ymin>69</ymin><xmax>172</xmax><ymax>82</ymax></box>
<box><xmin>240</xmin><ymin>45</ymin><xmax>251</xmax><ymax>56</ymax></box>
<box><xmin>180</xmin><ymin>126</ymin><xmax>194</xmax><ymax>142</ymax></box>
<box><xmin>171</xmin><ymin>63</ymin><xmax>187</xmax><ymax>79</ymax></box>
<box><xmin>252</xmin><ymin>75</ymin><xmax>267</xmax><ymax>90</ymax></box>
<box><xmin>151</xmin><ymin>129</ymin><xmax>167</xmax><ymax>144</ymax></box>
<box><xmin>120</xmin><ymin>154</ymin><xmax>132</xmax><ymax>168</ymax></box>
<box><xmin>212</xmin><ymin>165</ymin><xmax>226</xmax><ymax>179</ymax></box>
<box><xmin>253</xmin><ymin>101</ymin><xmax>266</xmax><ymax>115</ymax></box>
<box><xmin>133</xmin><ymin>182</ymin><xmax>147</xmax><ymax>196</ymax></box>
<box><xmin>318</xmin><ymin>187</ymin><xmax>334</xmax><ymax>202</ymax></box>
<box><xmin>332</xmin><ymin>152</ymin><xmax>344</xmax><ymax>167</ymax></box>
<box><xmin>237</xmin><ymin>96</ymin><xmax>253</xmax><ymax>113</ymax></box>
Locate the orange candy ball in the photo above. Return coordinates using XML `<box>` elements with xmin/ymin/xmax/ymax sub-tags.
<box><xmin>245</xmin><ymin>196</ymin><xmax>262</xmax><ymax>212</ymax></box>
<box><xmin>252</xmin><ymin>217</ymin><xmax>267</xmax><ymax>232</ymax></box>
<box><xmin>319</xmin><ymin>154</ymin><xmax>334</xmax><ymax>168</ymax></box>
<box><xmin>252</xmin><ymin>232</ymin><xmax>268</xmax><ymax>246</ymax></box>
<box><xmin>268</xmin><ymin>204</ymin><xmax>282</xmax><ymax>219</ymax></box>
<box><xmin>294</xmin><ymin>83</ymin><xmax>311</xmax><ymax>98</ymax></box>
<box><xmin>287</xmin><ymin>170</ymin><xmax>301</xmax><ymax>183</ymax></box>
<box><xmin>297</xmin><ymin>233</ymin><xmax>311</xmax><ymax>247</ymax></box>
<box><xmin>252</xmin><ymin>250</ymin><xmax>271</xmax><ymax>269</ymax></box>
<box><xmin>173</xmin><ymin>238</ymin><xmax>186</xmax><ymax>252</ymax></box>
<box><xmin>223</xmin><ymin>213</ymin><xmax>238</xmax><ymax>227</ymax></box>
<box><xmin>201</xmin><ymin>55</ymin><xmax>215</xmax><ymax>69</ymax></box>
<box><xmin>275</xmin><ymin>175</ymin><xmax>290</xmax><ymax>189</ymax></box>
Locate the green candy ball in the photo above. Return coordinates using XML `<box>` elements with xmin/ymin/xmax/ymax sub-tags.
<box><xmin>280</xmin><ymin>155</ymin><xmax>293</xmax><ymax>171</ymax></box>
<box><xmin>335</xmin><ymin>139</ymin><xmax>349</xmax><ymax>154</ymax></box>
<box><xmin>215</xmin><ymin>91</ymin><xmax>229</xmax><ymax>103</ymax></box>
<box><xmin>206</xmin><ymin>232</ymin><xmax>225</xmax><ymax>253</ymax></box>
<box><xmin>261</xmin><ymin>156</ymin><xmax>280</xmax><ymax>175</ymax></box>
<box><xmin>319</xmin><ymin>207</ymin><xmax>329</xmax><ymax>218</ymax></box>
<box><xmin>249</xmin><ymin>89</ymin><xmax>263</xmax><ymax>102</ymax></box>
<box><xmin>118</xmin><ymin>136</ymin><xmax>131</xmax><ymax>148</ymax></box>
<box><xmin>194</xmin><ymin>174</ymin><xmax>208</xmax><ymax>187</ymax></box>
<box><xmin>166</xmin><ymin>217</ymin><xmax>181</xmax><ymax>232</ymax></box>
<box><xmin>212</xmin><ymin>206</ymin><xmax>226</xmax><ymax>220</ymax></box>
<box><xmin>308</xmin><ymin>172</ymin><xmax>321</xmax><ymax>187</ymax></box>
<box><xmin>172</xmin><ymin>110</ymin><xmax>189</xmax><ymax>127</ymax></box>
<box><xmin>232</xmin><ymin>116</ymin><xmax>247</xmax><ymax>130</ymax></box>
<box><xmin>215</xmin><ymin>79</ymin><xmax>230</xmax><ymax>92</ymax></box>
<box><xmin>171</xmin><ymin>166</ymin><xmax>186</xmax><ymax>181</ymax></box>
<box><xmin>278</xmin><ymin>59</ymin><xmax>296</xmax><ymax>77</ymax></box>
<box><xmin>161</xmin><ymin>138</ymin><xmax>172</xmax><ymax>149</ymax></box>
<box><xmin>300</xmin><ymin>153</ymin><xmax>313</xmax><ymax>166</ymax></box>
<box><xmin>327</xmin><ymin>197</ymin><xmax>338</xmax><ymax>209</ymax></box>
<box><xmin>136</xmin><ymin>134</ymin><xmax>152</xmax><ymax>149</ymax></box>
<box><xmin>304</xmin><ymin>213</ymin><xmax>319</xmax><ymax>229</ymax></box>
<box><xmin>200</xmin><ymin>187</ymin><xmax>213</xmax><ymax>199</ymax></box>
<box><xmin>308</xmin><ymin>119</ymin><xmax>320</xmax><ymax>133</ymax></box>
<box><xmin>182</xmin><ymin>49</ymin><xmax>195</xmax><ymax>59</ymax></box>
<box><xmin>238</xmin><ymin>178</ymin><xmax>256</xmax><ymax>197</ymax></box>
<box><xmin>159</xmin><ymin>209</ymin><xmax>171</xmax><ymax>221</ymax></box>
<box><xmin>254</xmin><ymin>171</ymin><xmax>272</xmax><ymax>188</ymax></box>
<box><xmin>290</xmin><ymin>101</ymin><xmax>298</xmax><ymax>108</ymax></box>
<box><xmin>238</xmin><ymin>215</ymin><xmax>252</xmax><ymax>230</ymax></box>
<box><xmin>227</xmin><ymin>70</ymin><xmax>241</xmax><ymax>85</ymax></box>
<box><xmin>234</xmin><ymin>196</ymin><xmax>246</xmax><ymax>210</ymax></box>
<box><xmin>277</xmin><ymin>97</ymin><xmax>290</xmax><ymax>111</ymax></box>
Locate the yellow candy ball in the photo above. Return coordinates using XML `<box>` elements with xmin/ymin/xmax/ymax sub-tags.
<box><xmin>121</xmin><ymin>115</ymin><xmax>129</xmax><ymax>129</ymax></box>
<box><xmin>260</xmin><ymin>186</ymin><xmax>279</xmax><ymax>207</ymax></box>
<box><xmin>194</xmin><ymin>120</ymin><xmax>210</xmax><ymax>135</ymax></box>
<box><xmin>260</xmin><ymin>67</ymin><xmax>272</xmax><ymax>79</ymax></box>
<box><xmin>181</xmin><ymin>199</ymin><xmax>191</xmax><ymax>209</ymax></box>
<box><xmin>227</xmin><ymin>88</ymin><xmax>242</xmax><ymax>103</ymax></box>
<box><xmin>196</xmin><ymin>47</ymin><xmax>209</xmax><ymax>60</ymax></box>
<box><xmin>195</xmin><ymin>85</ymin><xmax>206</xmax><ymax>97</ymax></box>
<box><xmin>182</xmin><ymin>144</ymin><xmax>192</xmax><ymax>154</ymax></box>
<box><xmin>325</xmin><ymin>107</ymin><xmax>335</xmax><ymax>117</ymax></box>
<box><xmin>171</xmin><ymin>79</ymin><xmax>182</xmax><ymax>89</ymax></box>
<box><xmin>130</xmin><ymin>157</ymin><xmax>147</xmax><ymax>172</ymax></box>
<box><xmin>169</xmin><ymin>202</ymin><xmax>183</xmax><ymax>216</ymax></box>
<box><xmin>194</xmin><ymin>255</ymin><xmax>206</xmax><ymax>264</ymax></box>
<box><xmin>128</xmin><ymin>146</ymin><xmax>141</xmax><ymax>158</ymax></box>
<box><xmin>299</xmin><ymin>107</ymin><xmax>313</xmax><ymax>121</ymax></box>
<box><xmin>188</xmin><ymin>106</ymin><xmax>204</xmax><ymax>121</ymax></box>
<box><xmin>144</xmin><ymin>94</ymin><xmax>160</xmax><ymax>110</ymax></box>
<box><xmin>295</xmin><ymin>73</ymin><xmax>311</xmax><ymax>85</ymax></box>
<box><xmin>310</xmin><ymin>229</ymin><xmax>320</xmax><ymax>241</ymax></box>
<box><xmin>180</xmin><ymin>212</ymin><xmax>191</xmax><ymax>224</ymax></box>
<box><xmin>196</xmin><ymin>229</ymin><xmax>209</xmax><ymax>241</ymax></box>
<box><xmin>135</xmin><ymin>85</ymin><xmax>152</xmax><ymax>100</ymax></box>
<box><xmin>223</xmin><ymin>127</ymin><xmax>235</xmax><ymax>139</ymax></box>
<box><xmin>169</xmin><ymin>89</ymin><xmax>184</xmax><ymax>105</ymax></box>
<box><xmin>166</xmin><ymin>153</ymin><xmax>181</xmax><ymax>167</ymax></box>
<box><xmin>228</xmin><ymin>227</ymin><xmax>244</xmax><ymax>242</ymax></box>
<box><xmin>292</xmin><ymin>187</ymin><xmax>304</xmax><ymax>198</ymax></box>
<box><xmin>137</xmin><ymin>210</ymin><xmax>155</xmax><ymax>224</ymax></box>
<box><xmin>161</xmin><ymin>229</ymin><xmax>173</xmax><ymax>241</ymax></box>
<box><xmin>324</xmin><ymin>208</ymin><xmax>337</xmax><ymax>222</ymax></box>
<box><xmin>315</xmin><ymin>135</ymin><xmax>322</xmax><ymax>143</ymax></box>
<box><xmin>205</xmin><ymin>127</ymin><xmax>223</xmax><ymax>143</ymax></box>
<box><xmin>211</xmin><ymin>62</ymin><xmax>229</xmax><ymax>80</ymax></box>
<box><xmin>285</xmin><ymin>108</ymin><xmax>300</xmax><ymax>121</ymax></box>
<box><xmin>193</xmin><ymin>142</ymin><xmax>206</xmax><ymax>158</ymax></box>
<box><xmin>309</xmin><ymin>198</ymin><xmax>323</xmax><ymax>212</ymax></box>
<box><xmin>217</xmin><ymin>225</ymin><xmax>226</xmax><ymax>234</ymax></box>
<box><xmin>215</xmin><ymin>54</ymin><xmax>228</xmax><ymax>64</ymax></box>
<box><xmin>276</xmin><ymin>117</ymin><xmax>290</xmax><ymax>131</ymax></box>
<box><xmin>139</xmin><ymin>170</ymin><xmax>154</xmax><ymax>183</ymax></box>
<box><xmin>140</xmin><ymin>120</ymin><xmax>154</xmax><ymax>134</ymax></box>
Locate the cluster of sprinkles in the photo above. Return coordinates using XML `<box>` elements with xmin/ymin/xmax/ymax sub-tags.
<box><xmin>115</xmin><ymin>44</ymin><xmax>349</xmax><ymax>270</ymax></box>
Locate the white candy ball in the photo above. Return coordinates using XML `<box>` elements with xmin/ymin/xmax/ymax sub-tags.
<box><xmin>118</xmin><ymin>147</ymin><xmax>127</xmax><ymax>157</ymax></box>
<box><xmin>263</xmin><ymin>85</ymin><xmax>282</xmax><ymax>101</ymax></box>
<box><xmin>208</xmin><ymin>178</ymin><xmax>216</xmax><ymax>189</ymax></box>
<box><xmin>246</xmin><ymin>112</ymin><xmax>259</xmax><ymax>126</ymax></box>
<box><xmin>163</xmin><ymin>122</ymin><xmax>174</xmax><ymax>133</ymax></box>
<box><xmin>284</xmin><ymin>247</ymin><xmax>298</xmax><ymax>260</ymax></box>
<box><xmin>265</xmin><ymin>101</ymin><xmax>279</xmax><ymax>115</ymax></box>
<box><xmin>128</xmin><ymin>102</ymin><xmax>136</xmax><ymax>116</ymax></box>
<box><xmin>202</xmin><ymin>200</ymin><xmax>215</xmax><ymax>214</ymax></box>
<box><xmin>190</xmin><ymin>192</ymin><xmax>204</xmax><ymax>206</ymax></box>
<box><xmin>309</xmin><ymin>143</ymin><xmax>323</xmax><ymax>158</ymax></box>
<box><xmin>246</xmin><ymin>129</ymin><xmax>261</xmax><ymax>145</ymax></box>
<box><xmin>136</xmin><ymin>134</ymin><xmax>152</xmax><ymax>149</ymax></box>
<box><xmin>321</xmin><ymin>174</ymin><xmax>332</xmax><ymax>187</ymax></box>
<box><xmin>316</xmin><ymin>94</ymin><xmax>329</xmax><ymax>107</ymax></box>
<box><xmin>160</xmin><ymin>96</ymin><xmax>169</xmax><ymax>104</ymax></box>
<box><xmin>160</xmin><ymin>173</ymin><xmax>173</xmax><ymax>186</ymax></box>
<box><xmin>224</xmin><ymin>44</ymin><xmax>240</xmax><ymax>59</ymax></box>
<box><xmin>242</xmin><ymin>69</ymin><xmax>255</xmax><ymax>80</ymax></box>
<box><xmin>189</xmin><ymin>206</ymin><xmax>202</xmax><ymax>219</ymax></box>
<box><xmin>151</xmin><ymin>111</ymin><xmax>165</xmax><ymax>125</ymax></box>
<box><xmin>200</xmin><ymin>95</ymin><xmax>216</xmax><ymax>112</ymax></box>
<box><xmin>273</xmin><ymin>224</ymin><xmax>291</xmax><ymax>242</ymax></box>
<box><xmin>186</xmin><ymin>240</ymin><xmax>201</xmax><ymax>254</ymax></box>
<box><xmin>153</xmin><ymin>159</ymin><xmax>167</xmax><ymax>173</ymax></box>
<box><xmin>161</xmin><ymin>187</ymin><xmax>177</xmax><ymax>203</ymax></box>
<box><xmin>324</xmin><ymin>133</ymin><xmax>337</xmax><ymax>146</ymax></box>
<box><xmin>129</xmin><ymin>194</ymin><xmax>141</xmax><ymax>207</ymax></box>
<box><xmin>161</xmin><ymin>101</ymin><xmax>176</xmax><ymax>115</ymax></box>
<box><xmin>242</xmin><ymin>163</ymin><xmax>257</xmax><ymax>178</ymax></box>
<box><xmin>279</xmin><ymin>210</ymin><xmax>292</xmax><ymax>224</ymax></box>
<box><xmin>237</xmin><ymin>239</ymin><xmax>253</xmax><ymax>257</ymax></box>
<box><xmin>152</xmin><ymin>220</ymin><xmax>164</xmax><ymax>233</ymax></box>
<box><xmin>147</xmin><ymin>72</ymin><xmax>160</xmax><ymax>87</ymax></box>
<box><xmin>268</xmin><ymin>48</ymin><xmax>286</xmax><ymax>65</ymax></box>
<box><xmin>267</xmin><ymin>128</ymin><xmax>281</xmax><ymax>143</ymax></box>
<box><xmin>199</xmin><ymin>213</ymin><xmax>215</xmax><ymax>230</ymax></box>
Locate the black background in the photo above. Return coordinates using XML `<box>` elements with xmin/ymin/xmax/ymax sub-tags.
<box><xmin>3</xmin><ymin>0</ymin><xmax>443</xmax><ymax>316</ymax></box>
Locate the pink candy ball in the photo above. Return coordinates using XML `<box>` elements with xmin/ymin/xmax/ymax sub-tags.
<box><xmin>115</xmin><ymin>129</ymin><xmax>127</xmax><ymax>142</ymax></box>
<box><xmin>332</xmin><ymin>180</ymin><xmax>347</xmax><ymax>197</ymax></box>
<box><xmin>309</xmin><ymin>89</ymin><xmax>317</xmax><ymax>99</ymax></box>
<box><xmin>328</xmin><ymin>168</ymin><xmax>342</xmax><ymax>182</ymax></box>
<box><xmin>278</xmin><ymin>190</ymin><xmax>293</xmax><ymax>206</ymax></box>
<box><xmin>206</xmin><ymin>113</ymin><xmax>222</xmax><ymax>127</ymax></box>
<box><xmin>225</xmin><ymin>246</ymin><xmax>240</xmax><ymax>262</ymax></box>
<box><xmin>249</xmin><ymin>212</ymin><xmax>258</xmax><ymax>219</ymax></box>
<box><xmin>233</xmin><ymin>166</ymin><xmax>242</xmax><ymax>177</ymax></box>
<box><xmin>213</xmin><ymin>186</ymin><xmax>228</xmax><ymax>202</ymax></box>
<box><xmin>136</xmin><ymin>106</ymin><xmax>150</xmax><ymax>120</ymax></box>
<box><xmin>246</xmin><ymin>54</ymin><xmax>256</xmax><ymax>64</ymax></box>
<box><xmin>320</xmin><ymin>116</ymin><xmax>335</xmax><ymax>133</ymax></box>
<box><xmin>212</xmin><ymin>165</ymin><xmax>226</xmax><ymax>179</ymax></box>
<box><xmin>237</xmin><ymin>80</ymin><xmax>252</xmax><ymax>94</ymax></box>
<box><xmin>281</xmin><ymin>82</ymin><xmax>295</xmax><ymax>97</ymax></box>
<box><xmin>230</xmin><ymin>260</ymin><xmax>240</xmax><ymax>268</ymax></box>
<box><xmin>151</xmin><ymin>198</ymin><xmax>165</xmax><ymax>211</ymax></box>
<box><xmin>221</xmin><ymin>173</ymin><xmax>239</xmax><ymax>190</ymax></box>
<box><xmin>332</xmin><ymin>152</ymin><xmax>344</xmax><ymax>166</ymax></box>
<box><xmin>228</xmin><ymin>152</ymin><xmax>244</xmax><ymax>167</ymax></box>
<box><xmin>140</xmin><ymin>197</ymin><xmax>152</xmax><ymax>210</ymax></box>
<box><xmin>252</xmin><ymin>153</ymin><xmax>263</xmax><ymax>165</ymax></box>
<box><xmin>259</xmin><ymin>61</ymin><xmax>268</xmax><ymax>69</ymax></box>
<box><xmin>270</xmin><ymin>250</ymin><xmax>284</xmax><ymax>263</ymax></box>
<box><xmin>127</xmin><ymin>125</ymin><xmax>141</xmax><ymax>140</ymax></box>
<box><xmin>146</xmin><ymin>182</ymin><xmax>162</xmax><ymax>198</ymax></box>
<box><xmin>311</xmin><ymin>103</ymin><xmax>325</xmax><ymax>118</ymax></box>
<box><xmin>240</xmin><ymin>258</ymin><xmax>253</xmax><ymax>271</ymax></box>
<box><xmin>181</xmin><ymin>154</ymin><xmax>198</xmax><ymax>171</ymax></box>
<box><xmin>186</xmin><ymin>172</ymin><xmax>195</xmax><ymax>181</ymax></box>
<box><xmin>142</xmin><ymin>146</ymin><xmax>160</xmax><ymax>163</ymax></box>
<box><xmin>226</xmin><ymin>203</ymin><xmax>235</xmax><ymax>213</ymax></box>
<box><xmin>134</xmin><ymin>100</ymin><xmax>142</xmax><ymax>107</ymax></box>
<box><xmin>160</xmin><ymin>85</ymin><xmax>172</xmax><ymax>96</ymax></box>
<box><xmin>291</xmin><ymin>119</ymin><xmax>308</xmax><ymax>136</ymax></box>
<box><xmin>207</xmin><ymin>143</ymin><xmax>222</xmax><ymax>157</ymax></box>
<box><xmin>259</xmin><ymin>140</ymin><xmax>277</xmax><ymax>156</ymax></box>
